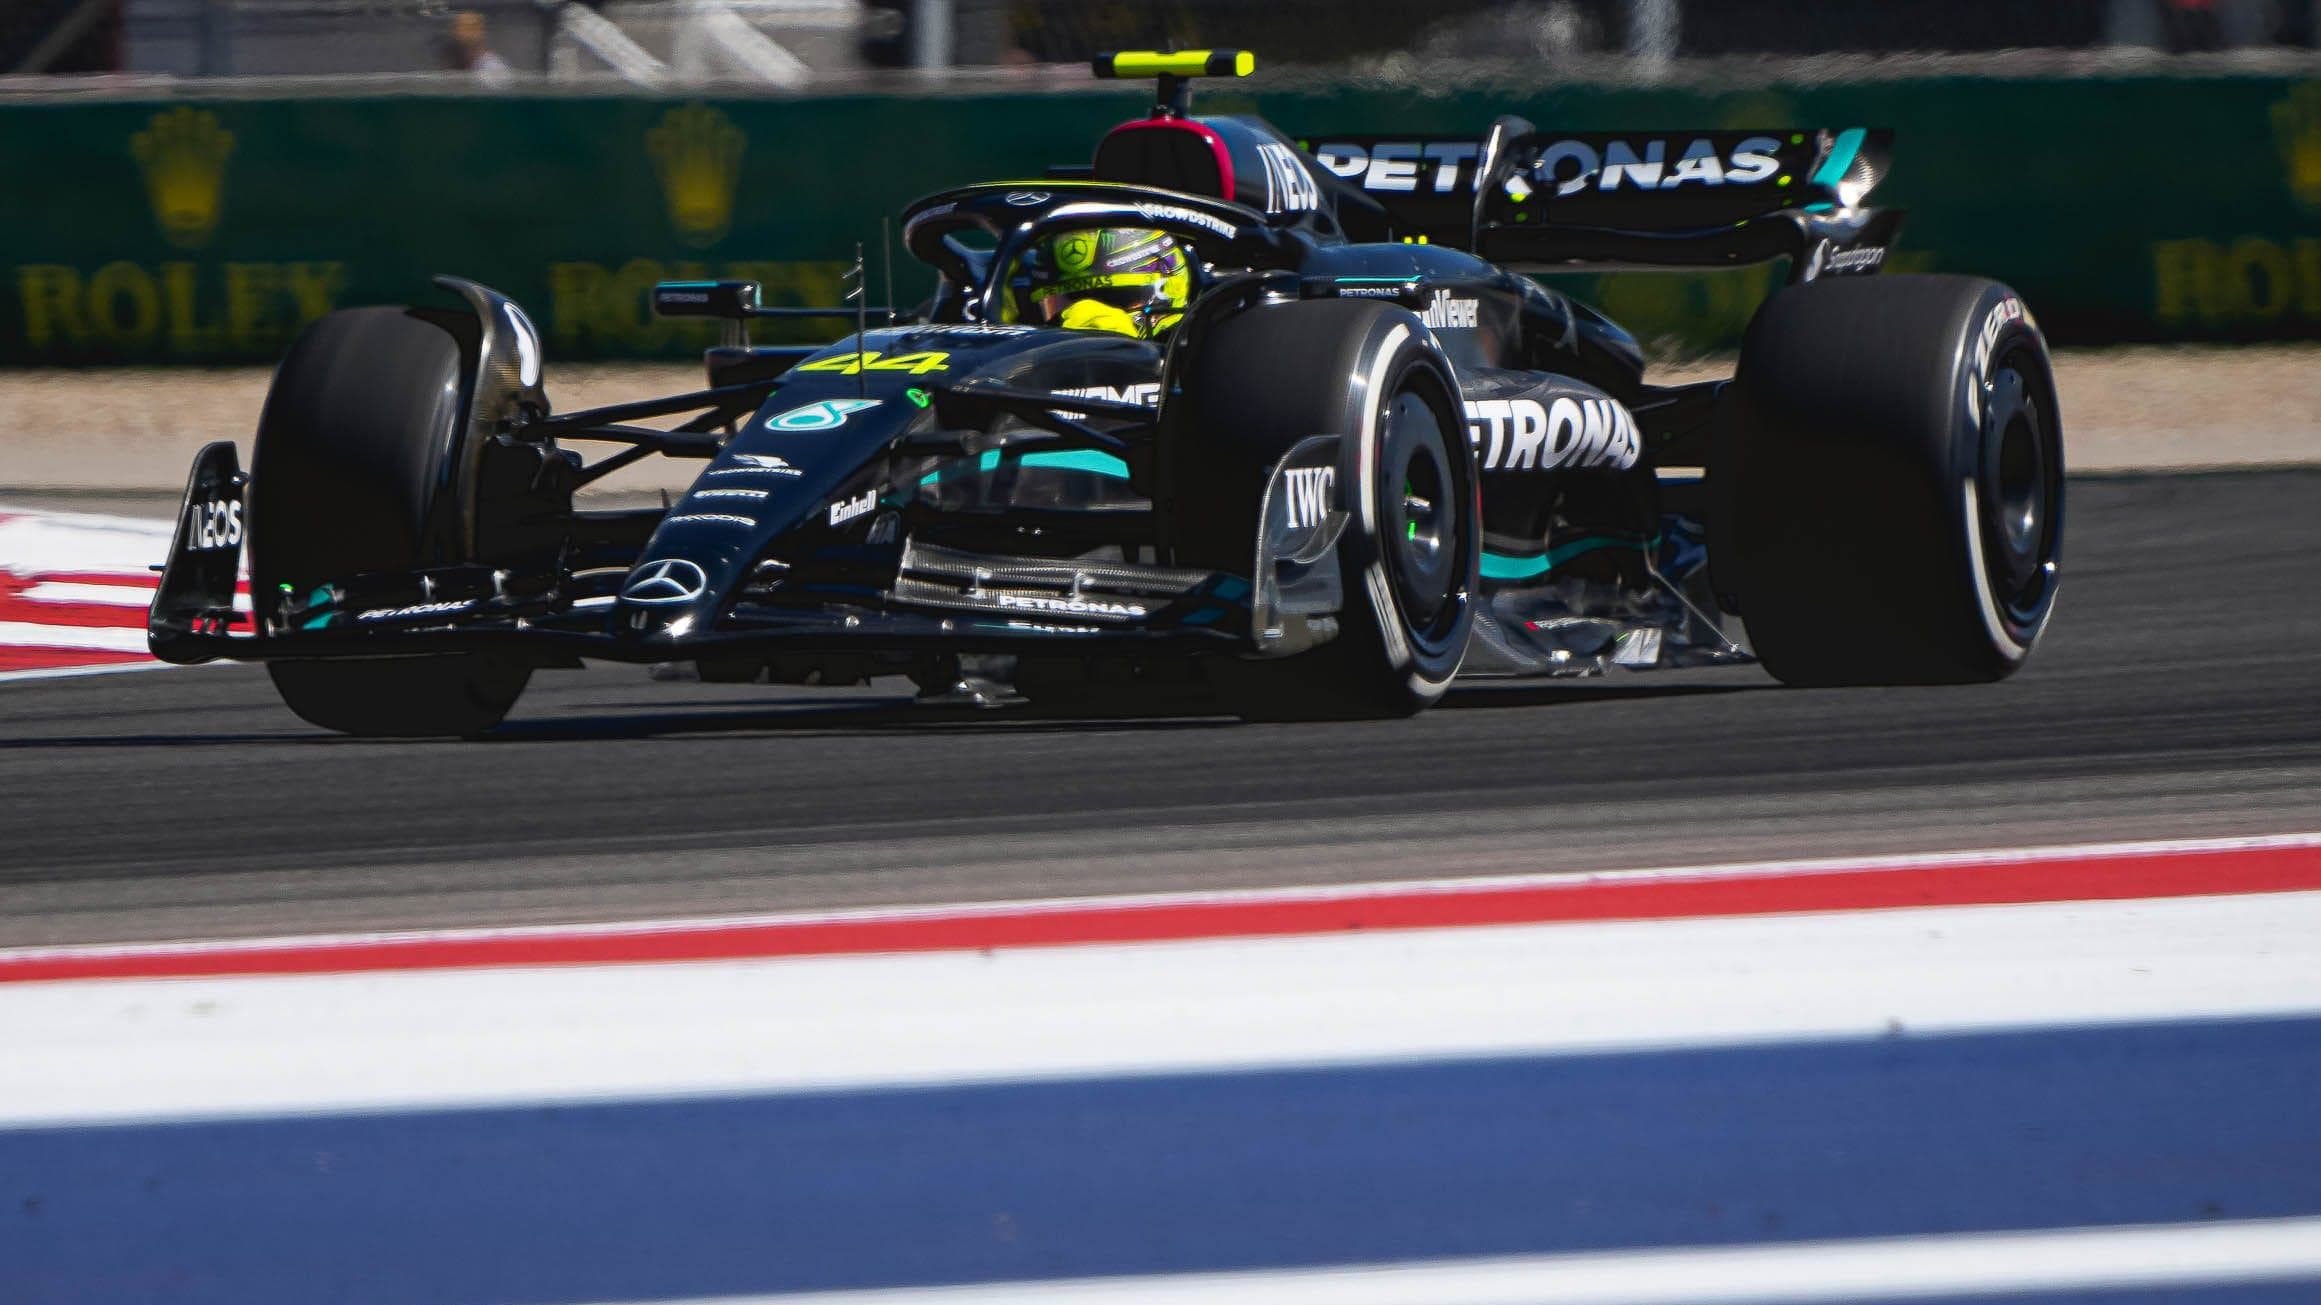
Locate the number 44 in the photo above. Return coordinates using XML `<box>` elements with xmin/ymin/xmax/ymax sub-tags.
<box><xmin>795</xmin><ymin>350</ymin><xmax>950</xmax><ymax>376</ymax></box>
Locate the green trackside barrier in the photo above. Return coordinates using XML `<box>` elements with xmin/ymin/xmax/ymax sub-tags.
<box><xmin>2</xmin><ymin>71</ymin><xmax>2316</xmax><ymax>365</ymax></box>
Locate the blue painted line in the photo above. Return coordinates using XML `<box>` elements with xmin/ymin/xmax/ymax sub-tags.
<box><xmin>4</xmin><ymin>1016</ymin><xmax>2318</xmax><ymax>1305</ymax></box>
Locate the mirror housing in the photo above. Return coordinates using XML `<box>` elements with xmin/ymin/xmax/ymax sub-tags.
<box><xmin>651</xmin><ymin>280</ymin><xmax>761</xmax><ymax>319</ymax></box>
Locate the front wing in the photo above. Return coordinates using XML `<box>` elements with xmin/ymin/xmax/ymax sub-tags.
<box><xmin>146</xmin><ymin>439</ymin><xmax>1328</xmax><ymax>668</ymax></box>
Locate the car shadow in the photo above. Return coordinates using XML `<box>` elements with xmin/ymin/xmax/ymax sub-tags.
<box><xmin>0</xmin><ymin>730</ymin><xmax>317</xmax><ymax>751</ymax></box>
<box><xmin>481</xmin><ymin>697</ymin><xmax>1238</xmax><ymax>743</ymax></box>
<box><xmin>0</xmin><ymin>674</ymin><xmax>1763</xmax><ymax>749</ymax></box>
<box><xmin>483</xmin><ymin>672</ymin><xmax>1765</xmax><ymax>741</ymax></box>
<box><xmin>1439</xmin><ymin>679</ymin><xmax>1762</xmax><ymax>710</ymax></box>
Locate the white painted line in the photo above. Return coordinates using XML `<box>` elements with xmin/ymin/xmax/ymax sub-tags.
<box><xmin>12</xmin><ymin>580</ymin><xmax>248</xmax><ymax>612</ymax></box>
<box><xmin>0</xmin><ymin>506</ymin><xmax>172</xmax><ymax>577</ymax></box>
<box><xmin>4</xmin><ymin>890</ymin><xmax>2317</xmax><ymax>1127</ymax></box>
<box><xmin>604</xmin><ymin>1215</ymin><xmax>2321</xmax><ymax>1304</ymax></box>
<box><xmin>0</xmin><ymin>621</ymin><xmax>150</xmax><ymax>652</ymax></box>
<box><xmin>0</xmin><ymin>659</ymin><xmax>181</xmax><ymax>685</ymax></box>
<box><xmin>0</xmin><ymin>502</ymin><xmax>177</xmax><ymax>533</ymax></box>
<box><xmin>8</xmin><ymin>829</ymin><xmax>2317</xmax><ymax>969</ymax></box>
<box><xmin>19</xmin><ymin>580</ymin><xmax>158</xmax><ymax>606</ymax></box>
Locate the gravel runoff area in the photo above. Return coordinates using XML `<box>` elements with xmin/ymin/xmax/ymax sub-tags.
<box><xmin>1</xmin><ymin>346</ymin><xmax>2314</xmax><ymax>509</ymax></box>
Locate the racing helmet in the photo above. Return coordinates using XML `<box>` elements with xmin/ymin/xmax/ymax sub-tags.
<box><xmin>1004</xmin><ymin>227</ymin><xmax>1191</xmax><ymax>338</ymax></box>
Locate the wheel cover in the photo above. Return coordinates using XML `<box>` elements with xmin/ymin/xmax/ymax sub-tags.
<box><xmin>1372</xmin><ymin>379</ymin><xmax>1474</xmax><ymax>652</ymax></box>
<box><xmin>1975</xmin><ymin>349</ymin><xmax>2064</xmax><ymax>647</ymax></box>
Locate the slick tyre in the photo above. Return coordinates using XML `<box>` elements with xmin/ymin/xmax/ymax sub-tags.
<box><xmin>1169</xmin><ymin>298</ymin><xmax>1478</xmax><ymax>720</ymax></box>
<box><xmin>1714</xmin><ymin>275</ymin><xmax>2063</xmax><ymax>686</ymax></box>
<box><xmin>251</xmin><ymin>306</ymin><xmax>530</xmax><ymax>737</ymax></box>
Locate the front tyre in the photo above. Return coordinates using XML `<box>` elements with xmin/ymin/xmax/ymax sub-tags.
<box><xmin>251</xmin><ymin>306</ymin><xmax>532</xmax><ymax>737</ymax></box>
<box><xmin>1715</xmin><ymin>275</ymin><xmax>2064</xmax><ymax>686</ymax></box>
<box><xmin>1168</xmin><ymin>298</ymin><xmax>1479</xmax><ymax>719</ymax></box>
<box><xmin>267</xmin><ymin>657</ymin><xmax>531</xmax><ymax>738</ymax></box>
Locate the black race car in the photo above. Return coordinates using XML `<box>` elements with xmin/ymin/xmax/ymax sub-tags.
<box><xmin>149</xmin><ymin>49</ymin><xmax>2063</xmax><ymax>735</ymax></box>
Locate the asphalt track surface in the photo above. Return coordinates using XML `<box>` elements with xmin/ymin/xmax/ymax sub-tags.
<box><xmin>3</xmin><ymin>469</ymin><xmax>2316</xmax><ymax>948</ymax></box>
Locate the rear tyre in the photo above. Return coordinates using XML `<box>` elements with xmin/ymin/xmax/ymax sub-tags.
<box><xmin>251</xmin><ymin>306</ymin><xmax>531</xmax><ymax>737</ymax></box>
<box><xmin>1168</xmin><ymin>298</ymin><xmax>1478</xmax><ymax>720</ymax></box>
<box><xmin>1715</xmin><ymin>275</ymin><xmax>2063</xmax><ymax>686</ymax></box>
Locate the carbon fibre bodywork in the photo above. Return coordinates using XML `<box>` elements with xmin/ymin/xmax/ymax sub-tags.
<box><xmin>149</xmin><ymin>90</ymin><xmax>1916</xmax><ymax>698</ymax></box>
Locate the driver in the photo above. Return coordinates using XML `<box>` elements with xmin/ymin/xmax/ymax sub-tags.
<box><xmin>1004</xmin><ymin>227</ymin><xmax>1191</xmax><ymax>339</ymax></box>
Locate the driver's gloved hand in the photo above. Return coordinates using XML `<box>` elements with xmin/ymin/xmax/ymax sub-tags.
<box><xmin>1056</xmin><ymin>298</ymin><xmax>1144</xmax><ymax>337</ymax></box>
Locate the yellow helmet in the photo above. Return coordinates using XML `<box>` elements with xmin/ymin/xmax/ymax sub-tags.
<box><xmin>1004</xmin><ymin>227</ymin><xmax>1191</xmax><ymax>338</ymax></box>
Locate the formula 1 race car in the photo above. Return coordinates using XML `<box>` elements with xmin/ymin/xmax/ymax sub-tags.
<box><xmin>149</xmin><ymin>49</ymin><xmax>2063</xmax><ymax>736</ymax></box>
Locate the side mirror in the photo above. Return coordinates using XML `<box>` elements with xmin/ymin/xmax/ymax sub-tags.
<box><xmin>651</xmin><ymin>280</ymin><xmax>760</xmax><ymax>319</ymax></box>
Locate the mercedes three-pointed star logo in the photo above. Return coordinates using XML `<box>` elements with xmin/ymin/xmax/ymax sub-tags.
<box><xmin>620</xmin><ymin>557</ymin><xmax>708</xmax><ymax>606</ymax></box>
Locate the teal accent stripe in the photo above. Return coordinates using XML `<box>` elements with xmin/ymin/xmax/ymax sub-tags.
<box><xmin>918</xmin><ymin>448</ymin><xmax>1131</xmax><ymax>486</ymax></box>
<box><xmin>1017</xmin><ymin>450</ymin><xmax>1129</xmax><ymax>478</ymax></box>
<box><xmin>1483</xmin><ymin>536</ymin><xmax>1652</xmax><ymax>580</ymax></box>
<box><xmin>1547</xmin><ymin>534</ymin><xmax>1651</xmax><ymax>566</ymax></box>
<box><xmin>1332</xmin><ymin>276</ymin><xmax>1422</xmax><ymax>284</ymax></box>
<box><xmin>1480</xmin><ymin>551</ymin><xmax>1551</xmax><ymax>580</ymax></box>
<box><xmin>1810</xmin><ymin>128</ymin><xmax>1867</xmax><ymax>190</ymax></box>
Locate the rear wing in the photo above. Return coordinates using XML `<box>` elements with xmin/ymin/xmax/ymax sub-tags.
<box><xmin>1304</xmin><ymin>122</ymin><xmax>1901</xmax><ymax>281</ymax></box>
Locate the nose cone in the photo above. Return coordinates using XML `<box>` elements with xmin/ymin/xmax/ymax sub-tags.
<box><xmin>614</xmin><ymin>557</ymin><xmax>713</xmax><ymax>641</ymax></box>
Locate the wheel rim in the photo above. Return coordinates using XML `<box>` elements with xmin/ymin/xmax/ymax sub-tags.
<box><xmin>1976</xmin><ymin>350</ymin><xmax>2063</xmax><ymax>642</ymax></box>
<box><xmin>1374</xmin><ymin>381</ymin><xmax>1472</xmax><ymax>646</ymax></box>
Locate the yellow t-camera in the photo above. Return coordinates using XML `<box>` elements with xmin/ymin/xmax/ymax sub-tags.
<box><xmin>1092</xmin><ymin>50</ymin><xmax>1255</xmax><ymax>80</ymax></box>
<box><xmin>1092</xmin><ymin>49</ymin><xmax>1255</xmax><ymax>118</ymax></box>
